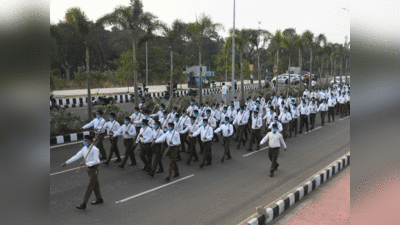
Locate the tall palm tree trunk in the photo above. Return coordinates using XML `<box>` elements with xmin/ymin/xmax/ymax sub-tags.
<box><xmin>320</xmin><ymin>55</ymin><xmax>324</xmax><ymax>85</ymax></box>
<box><xmin>86</xmin><ymin>44</ymin><xmax>92</xmax><ymax>120</ymax></box>
<box><xmin>275</xmin><ymin>50</ymin><xmax>279</xmax><ymax>94</ymax></box>
<box><xmin>340</xmin><ymin>57</ymin><xmax>343</xmax><ymax>86</ymax></box>
<box><xmin>258</xmin><ymin>52</ymin><xmax>261</xmax><ymax>90</ymax></box>
<box><xmin>199</xmin><ymin>48</ymin><xmax>202</xmax><ymax>105</ymax></box>
<box><xmin>345</xmin><ymin>57</ymin><xmax>348</xmax><ymax>84</ymax></box>
<box><xmin>240</xmin><ymin>51</ymin><xmax>244</xmax><ymax>105</ymax></box>
<box><xmin>288</xmin><ymin>55</ymin><xmax>291</xmax><ymax>93</ymax></box>
<box><xmin>133</xmin><ymin>39</ymin><xmax>139</xmax><ymax>108</ymax></box>
<box><xmin>170</xmin><ymin>48</ymin><xmax>173</xmax><ymax>110</ymax></box>
<box><xmin>309</xmin><ymin>49</ymin><xmax>312</xmax><ymax>89</ymax></box>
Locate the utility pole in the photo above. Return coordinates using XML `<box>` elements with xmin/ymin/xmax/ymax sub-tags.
<box><xmin>231</xmin><ymin>0</ymin><xmax>236</xmax><ymax>102</ymax></box>
<box><xmin>146</xmin><ymin>41</ymin><xmax>148</xmax><ymax>87</ymax></box>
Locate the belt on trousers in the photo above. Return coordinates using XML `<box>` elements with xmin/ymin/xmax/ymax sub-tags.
<box><xmin>88</xmin><ymin>165</ymin><xmax>98</xmax><ymax>169</ymax></box>
<box><xmin>124</xmin><ymin>138</ymin><xmax>133</xmax><ymax>140</ymax></box>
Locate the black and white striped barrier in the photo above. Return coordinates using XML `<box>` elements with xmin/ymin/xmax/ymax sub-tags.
<box><xmin>245</xmin><ymin>152</ymin><xmax>350</xmax><ymax>225</ymax></box>
<box><xmin>55</xmin><ymin>85</ymin><xmax>261</xmax><ymax>108</ymax></box>
<box><xmin>50</xmin><ymin>131</ymin><xmax>92</xmax><ymax>145</ymax></box>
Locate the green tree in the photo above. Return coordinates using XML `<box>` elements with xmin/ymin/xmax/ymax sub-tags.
<box><xmin>65</xmin><ymin>7</ymin><xmax>93</xmax><ymax>120</ymax></box>
<box><xmin>187</xmin><ymin>13</ymin><xmax>224</xmax><ymax>104</ymax></box>
<box><xmin>248</xmin><ymin>29</ymin><xmax>272</xmax><ymax>90</ymax></box>
<box><xmin>97</xmin><ymin>0</ymin><xmax>157</xmax><ymax>108</ymax></box>
<box><xmin>301</xmin><ymin>30</ymin><xmax>326</xmax><ymax>87</ymax></box>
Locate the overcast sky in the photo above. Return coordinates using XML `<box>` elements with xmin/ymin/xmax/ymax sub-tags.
<box><xmin>50</xmin><ymin>0</ymin><xmax>350</xmax><ymax>44</ymax></box>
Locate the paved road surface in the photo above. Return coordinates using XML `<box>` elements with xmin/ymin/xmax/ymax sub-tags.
<box><xmin>50</xmin><ymin>112</ymin><xmax>350</xmax><ymax>224</ymax></box>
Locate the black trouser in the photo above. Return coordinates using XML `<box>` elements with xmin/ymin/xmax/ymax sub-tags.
<box><xmin>213</xmin><ymin>124</ymin><xmax>220</xmax><ymax>141</ymax></box>
<box><xmin>310</xmin><ymin>113</ymin><xmax>316</xmax><ymax>129</ymax></box>
<box><xmin>300</xmin><ymin>115</ymin><xmax>309</xmax><ymax>132</ymax></box>
<box><xmin>320</xmin><ymin>111</ymin><xmax>326</xmax><ymax>126</ymax></box>
<box><xmin>200</xmin><ymin>141</ymin><xmax>212</xmax><ymax>166</ymax></box>
<box><xmin>197</xmin><ymin>135</ymin><xmax>204</xmax><ymax>154</ymax></box>
<box><xmin>290</xmin><ymin>118</ymin><xmax>298</xmax><ymax>136</ymax></box>
<box><xmin>94</xmin><ymin>133</ymin><xmax>107</xmax><ymax>158</ymax></box>
<box><xmin>236</xmin><ymin>125</ymin><xmax>246</xmax><ymax>147</ymax></box>
<box><xmin>222</xmin><ymin>136</ymin><xmax>232</xmax><ymax>159</ymax></box>
<box><xmin>106</xmin><ymin>136</ymin><xmax>120</xmax><ymax>162</ymax></box>
<box><xmin>281</xmin><ymin>123</ymin><xmax>289</xmax><ymax>139</ymax></box>
<box><xmin>151</xmin><ymin>143</ymin><xmax>163</xmax><ymax>173</ymax></box>
<box><xmin>120</xmin><ymin>138</ymin><xmax>135</xmax><ymax>167</ymax></box>
<box><xmin>328</xmin><ymin>107</ymin><xmax>335</xmax><ymax>122</ymax></box>
<box><xmin>180</xmin><ymin>133</ymin><xmax>189</xmax><ymax>152</ymax></box>
<box><xmin>249</xmin><ymin>129</ymin><xmax>262</xmax><ymax>150</ymax></box>
<box><xmin>187</xmin><ymin>136</ymin><xmax>198</xmax><ymax>162</ymax></box>
<box><xmin>139</xmin><ymin>143</ymin><xmax>152</xmax><ymax>169</ymax></box>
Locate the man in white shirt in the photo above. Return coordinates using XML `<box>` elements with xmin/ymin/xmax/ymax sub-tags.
<box><xmin>309</xmin><ymin>99</ymin><xmax>319</xmax><ymax>130</ymax></box>
<box><xmin>182</xmin><ymin>116</ymin><xmax>200</xmax><ymax>165</ymax></box>
<box><xmin>147</xmin><ymin>120</ymin><xmax>165</xmax><ymax>177</ymax></box>
<box><xmin>233</xmin><ymin>96</ymin><xmax>240</xmax><ymax>110</ymax></box>
<box><xmin>186</xmin><ymin>99</ymin><xmax>198</xmax><ymax>116</ymax></box>
<box><xmin>214</xmin><ymin>117</ymin><xmax>234</xmax><ymax>162</ymax></box>
<box><xmin>221</xmin><ymin>83</ymin><xmax>228</xmax><ymax>103</ymax></box>
<box><xmin>290</xmin><ymin>104</ymin><xmax>300</xmax><ymax>137</ymax></box>
<box><xmin>263</xmin><ymin>108</ymin><xmax>276</xmax><ymax>134</ymax></box>
<box><xmin>259</xmin><ymin>124</ymin><xmax>287</xmax><ymax>177</ymax></box>
<box><xmin>62</xmin><ymin>135</ymin><xmax>103</xmax><ymax>209</ymax></box>
<box><xmin>191</xmin><ymin>118</ymin><xmax>214</xmax><ymax>168</ymax></box>
<box><xmin>299</xmin><ymin>101</ymin><xmax>310</xmax><ymax>133</ymax></box>
<box><xmin>103</xmin><ymin>112</ymin><xmax>121</xmax><ymax>165</ymax></box>
<box><xmin>278</xmin><ymin>106</ymin><xmax>292</xmax><ymax>139</ymax></box>
<box><xmin>318</xmin><ymin>100</ymin><xmax>328</xmax><ymax>126</ymax></box>
<box><xmin>130</xmin><ymin>106</ymin><xmax>144</xmax><ymax>134</ymax></box>
<box><xmin>135</xmin><ymin>119</ymin><xmax>154</xmax><ymax>172</ymax></box>
<box><xmin>82</xmin><ymin>110</ymin><xmax>107</xmax><ymax>160</ymax></box>
<box><xmin>153</xmin><ymin>122</ymin><xmax>181</xmax><ymax>181</ymax></box>
<box><xmin>327</xmin><ymin>93</ymin><xmax>336</xmax><ymax>122</ymax></box>
<box><xmin>268</xmin><ymin>116</ymin><xmax>283</xmax><ymax>133</ymax></box>
<box><xmin>247</xmin><ymin>110</ymin><xmax>263</xmax><ymax>151</ymax></box>
<box><xmin>114</xmin><ymin>117</ymin><xmax>137</xmax><ymax>168</ymax></box>
<box><xmin>233</xmin><ymin>106</ymin><xmax>248</xmax><ymax>149</ymax></box>
<box><xmin>150</xmin><ymin>103</ymin><xmax>165</xmax><ymax>120</ymax></box>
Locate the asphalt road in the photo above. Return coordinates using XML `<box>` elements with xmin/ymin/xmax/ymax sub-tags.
<box><xmin>50</xmin><ymin>111</ymin><xmax>350</xmax><ymax>224</ymax></box>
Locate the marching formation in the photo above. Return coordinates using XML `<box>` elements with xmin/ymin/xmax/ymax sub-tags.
<box><xmin>61</xmin><ymin>83</ymin><xmax>350</xmax><ymax>209</ymax></box>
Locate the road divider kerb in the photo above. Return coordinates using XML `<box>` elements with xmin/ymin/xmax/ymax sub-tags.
<box><xmin>239</xmin><ymin>151</ymin><xmax>350</xmax><ymax>225</ymax></box>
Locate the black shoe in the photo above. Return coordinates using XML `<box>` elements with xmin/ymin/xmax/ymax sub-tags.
<box><xmin>256</xmin><ymin>146</ymin><xmax>260</xmax><ymax>150</ymax></box>
<box><xmin>221</xmin><ymin>158</ymin><xmax>224</xmax><ymax>163</ymax></box>
<box><xmin>193</xmin><ymin>158</ymin><xmax>199</xmax><ymax>162</ymax></box>
<box><xmin>156</xmin><ymin>169</ymin><xmax>164</xmax><ymax>173</ymax></box>
<box><xmin>147</xmin><ymin>171</ymin><xmax>154</xmax><ymax>177</ymax></box>
<box><xmin>200</xmin><ymin>164</ymin><xmax>204</xmax><ymax>168</ymax></box>
<box><xmin>128</xmin><ymin>162</ymin><xmax>136</xmax><ymax>166</ymax></box>
<box><xmin>226</xmin><ymin>156</ymin><xmax>231</xmax><ymax>160</ymax></box>
<box><xmin>247</xmin><ymin>148</ymin><xmax>253</xmax><ymax>152</ymax></box>
<box><xmin>118</xmin><ymin>165</ymin><xmax>124</xmax><ymax>169</ymax></box>
<box><xmin>275</xmin><ymin>163</ymin><xmax>279</xmax><ymax>171</ymax></box>
<box><xmin>165</xmin><ymin>177</ymin><xmax>170</xmax><ymax>181</ymax></box>
<box><xmin>172</xmin><ymin>173</ymin><xmax>179</xmax><ymax>178</ymax></box>
<box><xmin>186</xmin><ymin>161</ymin><xmax>190</xmax><ymax>165</ymax></box>
<box><xmin>242</xmin><ymin>139</ymin><xmax>247</xmax><ymax>145</ymax></box>
<box><xmin>145</xmin><ymin>168</ymin><xmax>151</xmax><ymax>172</ymax></box>
<box><xmin>269</xmin><ymin>172</ymin><xmax>274</xmax><ymax>177</ymax></box>
<box><xmin>307</xmin><ymin>129</ymin><xmax>309</xmax><ymax>132</ymax></box>
<box><xmin>76</xmin><ymin>203</ymin><xmax>86</xmax><ymax>209</ymax></box>
<box><xmin>103</xmin><ymin>161</ymin><xmax>109</xmax><ymax>166</ymax></box>
<box><xmin>141</xmin><ymin>166</ymin><xmax>147</xmax><ymax>171</ymax></box>
<box><xmin>114</xmin><ymin>158</ymin><xmax>121</xmax><ymax>163</ymax></box>
<box><xmin>91</xmin><ymin>199</ymin><xmax>103</xmax><ymax>205</ymax></box>
<box><xmin>299</xmin><ymin>131</ymin><xmax>302</xmax><ymax>134</ymax></box>
<box><xmin>100</xmin><ymin>156</ymin><xmax>107</xmax><ymax>160</ymax></box>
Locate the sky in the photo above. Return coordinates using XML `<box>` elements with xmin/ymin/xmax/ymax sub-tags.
<box><xmin>50</xmin><ymin>0</ymin><xmax>350</xmax><ymax>45</ymax></box>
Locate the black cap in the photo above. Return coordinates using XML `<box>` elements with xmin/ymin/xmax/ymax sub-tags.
<box><xmin>125</xmin><ymin>117</ymin><xmax>131</xmax><ymax>121</ymax></box>
<box><xmin>97</xmin><ymin>110</ymin><xmax>103</xmax><ymax>115</ymax></box>
<box><xmin>225</xmin><ymin>117</ymin><xmax>229</xmax><ymax>121</ymax></box>
<box><xmin>272</xmin><ymin>123</ymin><xmax>278</xmax><ymax>128</ymax></box>
<box><xmin>142</xmin><ymin>119</ymin><xmax>149</xmax><ymax>124</ymax></box>
<box><xmin>110</xmin><ymin>112</ymin><xmax>116</xmax><ymax>117</ymax></box>
<box><xmin>168</xmin><ymin>122</ymin><xmax>174</xmax><ymax>127</ymax></box>
<box><xmin>155</xmin><ymin>120</ymin><xmax>161</xmax><ymax>126</ymax></box>
<box><xmin>134</xmin><ymin>107</ymin><xmax>139</xmax><ymax>110</ymax></box>
<box><xmin>190</xmin><ymin>116</ymin><xmax>196</xmax><ymax>120</ymax></box>
<box><xmin>84</xmin><ymin>135</ymin><xmax>93</xmax><ymax>141</ymax></box>
<box><xmin>203</xmin><ymin>118</ymin><xmax>208</xmax><ymax>123</ymax></box>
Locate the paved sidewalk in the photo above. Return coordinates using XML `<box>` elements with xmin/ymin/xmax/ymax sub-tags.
<box><xmin>275</xmin><ymin>166</ymin><xmax>350</xmax><ymax>225</ymax></box>
<box><xmin>53</xmin><ymin>80</ymin><xmax>261</xmax><ymax>97</ymax></box>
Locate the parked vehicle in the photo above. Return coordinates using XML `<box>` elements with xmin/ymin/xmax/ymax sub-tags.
<box><xmin>93</xmin><ymin>95</ymin><xmax>115</xmax><ymax>106</ymax></box>
<box><xmin>163</xmin><ymin>90</ymin><xmax>177</xmax><ymax>100</ymax></box>
<box><xmin>187</xmin><ymin>89</ymin><xmax>197</xmax><ymax>97</ymax></box>
<box><xmin>130</xmin><ymin>87</ymin><xmax>150</xmax><ymax>104</ymax></box>
<box><xmin>330</xmin><ymin>76</ymin><xmax>349</xmax><ymax>84</ymax></box>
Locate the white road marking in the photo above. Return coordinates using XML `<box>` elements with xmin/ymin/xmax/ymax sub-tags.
<box><xmin>339</xmin><ymin>116</ymin><xmax>350</xmax><ymax>121</ymax></box>
<box><xmin>50</xmin><ymin>157</ymin><xmax>118</xmax><ymax>176</ymax></box>
<box><xmin>303</xmin><ymin>126</ymin><xmax>322</xmax><ymax>134</ymax></box>
<box><xmin>243</xmin><ymin>147</ymin><xmax>268</xmax><ymax>157</ymax></box>
<box><xmin>115</xmin><ymin>174</ymin><xmax>195</xmax><ymax>204</ymax></box>
<box><xmin>50</xmin><ymin>141</ymin><xmax>84</xmax><ymax>148</ymax></box>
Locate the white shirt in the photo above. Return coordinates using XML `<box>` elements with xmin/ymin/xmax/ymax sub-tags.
<box><xmin>104</xmin><ymin>120</ymin><xmax>120</xmax><ymax>134</ymax></box>
<box><xmin>291</xmin><ymin>108</ymin><xmax>300</xmax><ymax>119</ymax></box>
<box><xmin>159</xmin><ymin>116</ymin><xmax>169</xmax><ymax>131</ymax></box>
<box><xmin>136</xmin><ymin>126</ymin><xmax>153</xmax><ymax>144</ymax></box>
<box><xmin>222</xmin><ymin>85</ymin><xmax>228</xmax><ymax>94</ymax></box>
<box><xmin>82</xmin><ymin>117</ymin><xmax>106</xmax><ymax>134</ymax></box>
<box><xmin>309</xmin><ymin>104</ymin><xmax>319</xmax><ymax>114</ymax></box>
<box><xmin>113</xmin><ymin>123</ymin><xmax>136</xmax><ymax>139</ymax></box>
<box><xmin>182</xmin><ymin>123</ymin><xmax>201</xmax><ymax>134</ymax></box>
<box><xmin>346</xmin><ymin>95</ymin><xmax>350</xmax><ymax>102</ymax></box>
<box><xmin>328</xmin><ymin>98</ymin><xmax>336</xmax><ymax>107</ymax></box>
<box><xmin>251</xmin><ymin>115</ymin><xmax>263</xmax><ymax>129</ymax></box>
<box><xmin>318</xmin><ymin>103</ymin><xmax>328</xmax><ymax>112</ymax></box>
<box><xmin>260</xmin><ymin>132</ymin><xmax>287</xmax><ymax>148</ymax></box>
<box><xmin>152</xmin><ymin>128</ymin><xmax>164</xmax><ymax>141</ymax></box>
<box><xmin>263</xmin><ymin>111</ymin><xmax>277</xmax><ymax>125</ymax></box>
<box><xmin>65</xmin><ymin>144</ymin><xmax>100</xmax><ymax>167</ymax></box>
<box><xmin>278</xmin><ymin>112</ymin><xmax>292</xmax><ymax>124</ymax></box>
<box><xmin>155</xmin><ymin>130</ymin><xmax>181</xmax><ymax>147</ymax></box>
<box><xmin>150</xmin><ymin>110</ymin><xmax>163</xmax><ymax>119</ymax></box>
<box><xmin>233</xmin><ymin>111</ymin><xmax>248</xmax><ymax>126</ymax></box>
<box><xmin>300</xmin><ymin>105</ymin><xmax>310</xmax><ymax>115</ymax></box>
<box><xmin>192</xmin><ymin>125</ymin><xmax>214</xmax><ymax>142</ymax></box>
<box><xmin>186</xmin><ymin>105</ymin><xmax>199</xmax><ymax>116</ymax></box>
<box><xmin>214</xmin><ymin>123</ymin><xmax>234</xmax><ymax>137</ymax></box>
<box><xmin>268</xmin><ymin>122</ymin><xmax>283</xmax><ymax>132</ymax></box>
<box><xmin>130</xmin><ymin>112</ymin><xmax>144</xmax><ymax>127</ymax></box>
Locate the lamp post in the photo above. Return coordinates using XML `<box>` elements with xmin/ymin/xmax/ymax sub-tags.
<box><xmin>231</xmin><ymin>0</ymin><xmax>236</xmax><ymax>101</ymax></box>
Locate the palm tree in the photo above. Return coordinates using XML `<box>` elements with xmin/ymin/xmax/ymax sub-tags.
<box><xmin>281</xmin><ymin>30</ymin><xmax>296</xmax><ymax>93</ymax></box>
<box><xmin>187</xmin><ymin>13</ymin><xmax>223</xmax><ymax>104</ymax></box>
<box><xmin>330</xmin><ymin>43</ymin><xmax>340</xmax><ymax>85</ymax></box>
<box><xmin>159</xmin><ymin>19</ymin><xmax>186</xmax><ymax>110</ymax></box>
<box><xmin>65</xmin><ymin>7</ymin><xmax>93</xmax><ymax>120</ymax></box>
<box><xmin>96</xmin><ymin>0</ymin><xmax>156</xmax><ymax>108</ymax></box>
<box><xmin>302</xmin><ymin>30</ymin><xmax>326</xmax><ymax>89</ymax></box>
<box><xmin>231</xmin><ymin>29</ymin><xmax>251</xmax><ymax>105</ymax></box>
<box><xmin>248</xmin><ymin>29</ymin><xmax>272</xmax><ymax>90</ymax></box>
<box><xmin>271</xmin><ymin>30</ymin><xmax>283</xmax><ymax>93</ymax></box>
<box><xmin>294</xmin><ymin>35</ymin><xmax>305</xmax><ymax>93</ymax></box>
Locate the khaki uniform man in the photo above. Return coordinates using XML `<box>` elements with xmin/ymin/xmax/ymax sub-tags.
<box><xmin>247</xmin><ymin>110</ymin><xmax>263</xmax><ymax>151</ymax></box>
<box><xmin>214</xmin><ymin>117</ymin><xmax>234</xmax><ymax>162</ymax></box>
<box><xmin>82</xmin><ymin>110</ymin><xmax>107</xmax><ymax>160</ymax></box>
<box><xmin>62</xmin><ymin>135</ymin><xmax>103</xmax><ymax>209</ymax></box>
<box><xmin>103</xmin><ymin>112</ymin><xmax>121</xmax><ymax>165</ymax></box>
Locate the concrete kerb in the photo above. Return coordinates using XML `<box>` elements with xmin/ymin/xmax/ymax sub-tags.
<box><xmin>239</xmin><ymin>152</ymin><xmax>350</xmax><ymax>225</ymax></box>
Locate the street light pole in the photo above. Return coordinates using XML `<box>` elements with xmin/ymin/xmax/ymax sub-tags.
<box><xmin>146</xmin><ymin>41</ymin><xmax>148</xmax><ymax>87</ymax></box>
<box><xmin>231</xmin><ymin>0</ymin><xmax>236</xmax><ymax>102</ymax></box>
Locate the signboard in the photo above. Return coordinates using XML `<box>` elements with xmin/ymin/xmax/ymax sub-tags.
<box><xmin>273</xmin><ymin>66</ymin><xmax>278</xmax><ymax>73</ymax></box>
<box><xmin>249</xmin><ymin>64</ymin><xmax>254</xmax><ymax>71</ymax></box>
